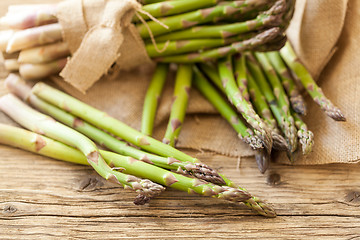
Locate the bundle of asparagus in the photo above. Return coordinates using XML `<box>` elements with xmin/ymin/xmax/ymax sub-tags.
<box><xmin>142</xmin><ymin>41</ymin><xmax>345</xmax><ymax>174</ymax></box>
<box><xmin>0</xmin><ymin>74</ymin><xmax>276</xmax><ymax>217</ymax></box>
<box><xmin>0</xmin><ymin>0</ymin><xmax>294</xmax><ymax>80</ymax></box>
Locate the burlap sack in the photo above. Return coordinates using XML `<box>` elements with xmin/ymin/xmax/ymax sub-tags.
<box><xmin>1</xmin><ymin>0</ymin><xmax>359</xmax><ymax>165</ymax></box>
<box><xmin>56</xmin><ymin>0</ymin><xmax>152</xmax><ymax>93</ymax></box>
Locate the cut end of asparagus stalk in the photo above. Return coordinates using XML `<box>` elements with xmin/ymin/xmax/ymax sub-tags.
<box><xmin>4</xmin><ymin>73</ymin><xmax>31</xmax><ymax>101</ymax></box>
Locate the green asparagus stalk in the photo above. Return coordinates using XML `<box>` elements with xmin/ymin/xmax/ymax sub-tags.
<box><xmin>218</xmin><ymin>55</ymin><xmax>272</xmax><ymax>153</ymax></box>
<box><xmin>6</xmin><ymin>74</ymin><xmax>225</xmax><ymax>185</ymax></box>
<box><xmin>292</xmin><ymin>110</ymin><xmax>314</xmax><ymax>155</ymax></box>
<box><xmin>6</xmin><ymin>23</ymin><xmax>62</xmax><ymax>53</ymax></box>
<box><xmin>265</xmin><ymin>51</ymin><xmax>307</xmax><ymax>115</ymax></box>
<box><xmin>234</xmin><ymin>54</ymin><xmax>250</xmax><ymax>102</ymax></box>
<box><xmin>280</xmin><ymin>42</ymin><xmax>346</xmax><ymax>121</ymax></box>
<box><xmin>141</xmin><ymin>63</ymin><xmax>168</xmax><ymax>136</ymax></box>
<box><xmin>154</xmin><ymin>0</ymin><xmax>286</xmax><ymax>41</ymax></box>
<box><xmin>30</xmin><ymin>81</ymin><xmax>276</xmax><ymax>217</ymax></box>
<box><xmin>155</xmin><ymin>27</ymin><xmax>282</xmax><ymax>63</ymax></box>
<box><xmin>19</xmin><ymin>58</ymin><xmax>67</xmax><ymax>80</ymax></box>
<box><xmin>0</xmin><ymin>4</ymin><xmax>57</xmax><ymax>30</ymax></box>
<box><xmin>163</xmin><ymin>64</ymin><xmax>192</xmax><ymax>147</ymax></box>
<box><xmin>253</xmin><ymin>51</ymin><xmax>297</xmax><ymax>152</ymax></box>
<box><xmin>0</xmin><ymin>94</ymin><xmax>165</xmax><ymax>204</ymax></box>
<box><xmin>246</xmin><ymin>69</ymin><xmax>288</xmax><ymax>151</ymax></box>
<box><xmin>146</xmin><ymin>39</ymin><xmax>230</xmax><ymax>58</ymax></box>
<box><xmin>18</xmin><ymin>42</ymin><xmax>70</xmax><ymax>64</ymax></box>
<box><xmin>193</xmin><ymin>66</ymin><xmax>263</xmax><ymax>150</ymax></box>
<box><xmin>138</xmin><ymin>0</ymin><xmax>220</xmax><ymax>21</ymax></box>
<box><xmin>246</xmin><ymin>53</ymin><xmax>297</xmax><ymax>156</ymax></box>
<box><xmin>137</xmin><ymin>0</ymin><xmax>274</xmax><ymax>39</ymax></box>
<box><xmin>0</xmin><ymin>124</ymin><xmax>257</xmax><ymax>206</ymax></box>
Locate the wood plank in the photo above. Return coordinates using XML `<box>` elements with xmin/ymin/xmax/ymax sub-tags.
<box><xmin>1</xmin><ymin>0</ymin><xmax>360</xmax><ymax>239</ymax></box>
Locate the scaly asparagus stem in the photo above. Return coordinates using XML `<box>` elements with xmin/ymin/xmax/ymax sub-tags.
<box><xmin>6</xmin><ymin>74</ymin><xmax>224</xmax><ymax>185</ymax></box>
<box><xmin>246</xmin><ymin>69</ymin><xmax>288</xmax><ymax>151</ymax></box>
<box><xmin>246</xmin><ymin>52</ymin><xmax>297</xmax><ymax>155</ymax></box>
<box><xmin>0</xmin><ymin>124</ymin><xmax>255</xmax><ymax>206</ymax></box>
<box><xmin>292</xmin><ymin>110</ymin><xmax>314</xmax><ymax>155</ymax></box>
<box><xmin>18</xmin><ymin>42</ymin><xmax>70</xmax><ymax>64</ymax></box>
<box><xmin>141</xmin><ymin>63</ymin><xmax>168</xmax><ymax>136</ymax></box>
<box><xmin>0</xmin><ymin>94</ymin><xmax>165</xmax><ymax>203</ymax></box>
<box><xmin>155</xmin><ymin>27</ymin><xmax>282</xmax><ymax>63</ymax></box>
<box><xmin>234</xmin><ymin>54</ymin><xmax>250</xmax><ymax>102</ymax></box>
<box><xmin>154</xmin><ymin>0</ymin><xmax>285</xmax><ymax>41</ymax></box>
<box><xmin>253</xmin><ymin>51</ymin><xmax>297</xmax><ymax>152</ymax></box>
<box><xmin>265</xmin><ymin>51</ymin><xmax>307</xmax><ymax>115</ymax></box>
<box><xmin>0</xmin><ymin>4</ymin><xmax>57</xmax><ymax>30</ymax></box>
<box><xmin>218</xmin><ymin>55</ymin><xmax>272</xmax><ymax>153</ymax></box>
<box><xmin>19</xmin><ymin>58</ymin><xmax>67</xmax><ymax>80</ymax></box>
<box><xmin>137</xmin><ymin>0</ymin><xmax>273</xmax><ymax>39</ymax></box>
<box><xmin>280</xmin><ymin>42</ymin><xmax>346</xmax><ymax>121</ymax></box>
<box><xmin>163</xmin><ymin>64</ymin><xmax>192</xmax><ymax>147</ymax></box>
<box><xmin>30</xmin><ymin>81</ymin><xmax>275</xmax><ymax>217</ymax></box>
<box><xmin>6</xmin><ymin>23</ymin><xmax>62</xmax><ymax>53</ymax></box>
<box><xmin>193</xmin><ymin>66</ymin><xmax>263</xmax><ymax>150</ymax></box>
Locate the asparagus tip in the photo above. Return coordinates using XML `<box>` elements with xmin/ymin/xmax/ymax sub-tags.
<box><xmin>183</xmin><ymin>163</ymin><xmax>226</xmax><ymax>185</ymax></box>
<box><xmin>325</xmin><ymin>108</ymin><xmax>346</xmax><ymax>122</ymax></box>
<box><xmin>255</xmin><ymin>149</ymin><xmax>270</xmax><ymax>174</ymax></box>
<box><xmin>290</xmin><ymin>95</ymin><xmax>307</xmax><ymax>116</ymax></box>
<box><xmin>271</xmin><ymin>131</ymin><xmax>288</xmax><ymax>151</ymax></box>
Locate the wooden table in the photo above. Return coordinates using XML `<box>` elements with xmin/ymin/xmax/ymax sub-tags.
<box><xmin>1</xmin><ymin>1</ymin><xmax>360</xmax><ymax>239</ymax></box>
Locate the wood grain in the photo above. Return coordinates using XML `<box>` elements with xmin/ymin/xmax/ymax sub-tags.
<box><xmin>1</xmin><ymin>0</ymin><xmax>360</xmax><ymax>239</ymax></box>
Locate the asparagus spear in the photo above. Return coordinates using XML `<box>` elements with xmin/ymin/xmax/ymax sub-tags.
<box><xmin>0</xmin><ymin>30</ymin><xmax>15</xmax><ymax>51</ymax></box>
<box><xmin>253</xmin><ymin>52</ymin><xmax>297</xmax><ymax>151</ymax></box>
<box><xmin>0</xmin><ymin>124</ymin><xmax>255</xmax><ymax>206</ymax></box>
<box><xmin>280</xmin><ymin>42</ymin><xmax>346</xmax><ymax>121</ymax></box>
<box><xmin>154</xmin><ymin>0</ymin><xmax>286</xmax><ymax>41</ymax></box>
<box><xmin>246</xmin><ymin>69</ymin><xmax>288</xmax><ymax>151</ymax></box>
<box><xmin>19</xmin><ymin>58</ymin><xmax>67</xmax><ymax>80</ymax></box>
<box><xmin>138</xmin><ymin>0</ymin><xmax>220</xmax><ymax>21</ymax></box>
<box><xmin>217</xmin><ymin>55</ymin><xmax>272</xmax><ymax>153</ymax></box>
<box><xmin>18</xmin><ymin>42</ymin><xmax>70</xmax><ymax>64</ymax></box>
<box><xmin>193</xmin><ymin>66</ymin><xmax>263</xmax><ymax>150</ymax></box>
<box><xmin>265</xmin><ymin>51</ymin><xmax>307</xmax><ymax>115</ymax></box>
<box><xmin>0</xmin><ymin>4</ymin><xmax>57</xmax><ymax>30</ymax></box>
<box><xmin>155</xmin><ymin>27</ymin><xmax>282</xmax><ymax>63</ymax></box>
<box><xmin>246</xmin><ymin>52</ymin><xmax>297</xmax><ymax>155</ymax></box>
<box><xmin>6</xmin><ymin>74</ymin><xmax>225</xmax><ymax>185</ymax></box>
<box><xmin>234</xmin><ymin>54</ymin><xmax>250</xmax><ymax>102</ymax></box>
<box><xmin>30</xmin><ymin>82</ymin><xmax>276</xmax><ymax>217</ymax></box>
<box><xmin>0</xmin><ymin>94</ymin><xmax>165</xmax><ymax>204</ymax></box>
<box><xmin>137</xmin><ymin>0</ymin><xmax>274</xmax><ymax>39</ymax></box>
<box><xmin>163</xmin><ymin>64</ymin><xmax>192</xmax><ymax>147</ymax></box>
<box><xmin>6</xmin><ymin>23</ymin><xmax>62</xmax><ymax>53</ymax></box>
<box><xmin>255</xmin><ymin>149</ymin><xmax>270</xmax><ymax>174</ymax></box>
<box><xmin>292</xmin><ymin>110</ymin><xmax>314</xmax><ymax>155</ymax></box>
<box><xmin>4</xmin><ymin>59</ymin><xmax>19</xmax><ymax>72</ymax></box>
<box><xmin>141</xmin><ymin>63</ymin><xmax>168</xmax><ymax>136</ymax></box>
